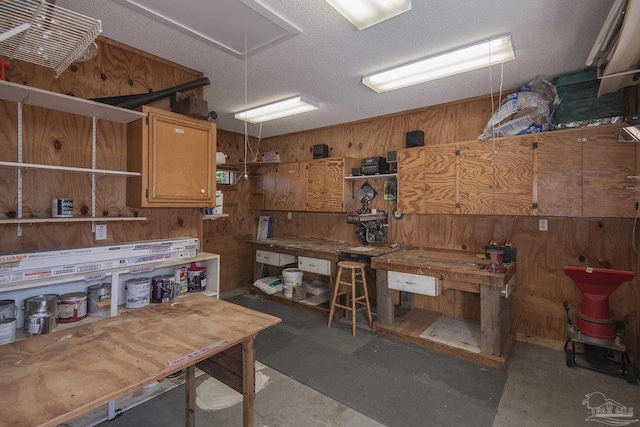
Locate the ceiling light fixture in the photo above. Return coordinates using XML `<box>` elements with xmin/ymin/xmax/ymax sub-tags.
<box><xmin>235</xmin><ymin>96</ymin><xmax>319</xmax><ymax>123</ymax></box>
<box><xmin>325</xmin><ymin>0</ymin><xmax>411</xmax><ymax>30</ymax></box>
<box><xmin>362</xmin><ymin>34</ymin><xmax>516</xmax><ymax>93</ymax></box>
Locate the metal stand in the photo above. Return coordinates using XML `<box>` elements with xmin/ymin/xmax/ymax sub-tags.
<box><xmin>564</xmin><ymin>323</ymin><xmax>638</xmax><ymax>384</ymax></box>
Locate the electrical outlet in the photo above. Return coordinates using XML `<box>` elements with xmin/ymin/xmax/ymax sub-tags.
<box><xmin>539</xmin><ymin>219</ymin><xmax>548</xmax><ymax>232</ymax></box>
<box><xmin>95</xmin><ymin>224</ymin><xmax>107</xmax><ymax>240</ymax></box>
<box><xmin>287</xmin><ymin>212</ymin><xmax>292</xmax><ymax>220</ymax></box>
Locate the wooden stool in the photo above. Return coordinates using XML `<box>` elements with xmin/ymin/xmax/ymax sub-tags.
<box><xmin>327</xmin><ymin>261</ymin><xmax>372</xmax><ymax>336</ymax></box>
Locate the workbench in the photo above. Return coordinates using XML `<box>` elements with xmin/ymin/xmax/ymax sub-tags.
<box><xmin>372</xmin><ymin>249</ymin><xmax>516</xmax><ymax>369</ymax></box>
<box><xmin>0</xmin><ymin>293</ymin><xmax>280</xmax><ymax>427</ymax></box>
<box><xmin>248</xmin><ymin>236</ymin><xmax>395</xmax><ymax>313</ymax></box>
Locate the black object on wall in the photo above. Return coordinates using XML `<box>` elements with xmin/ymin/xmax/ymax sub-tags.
<box><xmin>313</xmin><ymin>144</ymin><xmax>329</xmax><ymax>159</ymax></box>
<box><xmin>406</xmin><ymin>130</ymin><xmax>424</xmax><ymax>148</ymax></box>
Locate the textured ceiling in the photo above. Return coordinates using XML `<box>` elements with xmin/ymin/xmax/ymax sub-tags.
<box><xmin>57</xmin><ymin>0</ymin><xmax>615</xmax><ymax>138</ymax></box>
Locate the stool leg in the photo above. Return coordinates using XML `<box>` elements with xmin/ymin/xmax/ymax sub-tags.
<box><xmin>328</xmin><ymin>267</ymin><xmax>342</xmax><ymax>328</ymax></box>
<box><xmin>351</xmin><ymin>267</ymin><xmax>357</xmax><ymax>336</ymax></box>
<box><xmin>360</xmin><ymin>267</ymin><xmax>372</xmax><ymax>328</ymax></box>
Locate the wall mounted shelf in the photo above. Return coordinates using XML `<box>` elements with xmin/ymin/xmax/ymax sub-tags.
<box><xmin>345</xmin><ymin>173</ymin><xmax>397</xmax><ymax>180</ymax></box>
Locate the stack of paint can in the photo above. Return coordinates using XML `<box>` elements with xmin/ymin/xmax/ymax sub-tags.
<box><xmin>0</xmin><ymin>299</ymin><xmax>17</xmax><ymax>345</ymax></box>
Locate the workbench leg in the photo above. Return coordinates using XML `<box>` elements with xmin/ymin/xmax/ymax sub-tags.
<box><xmin>480</xmin><ymin>286</ymin><xmax>502</xmax><ymax>356</ymax></box>
<box><xmin>376</xmin><ymin>268</ymin><xmax>394</xmax><ymax>325</ymax></box>
<box><xmin>501</xmin><ymin>294</ymin><xmax>512</xmax><ymax>334</ymax></box>
<box><xmin>242</xmin><ymin>338</ymin><xmax>256</xmax><ymax>427</ymax></box>
<box><xmin>185</xmin><ymin>365</ymin><xmax>196</xmax><ymax>427</ymax></box>
<box><xmin>253</xmin><ymin>261</ymin><xmax>263</xmax><ymax>282</ymax></box>
<box><xmin>400</xmin><ymin>291</ymin><xmax>414</xmax><ymax>310</ymax></box>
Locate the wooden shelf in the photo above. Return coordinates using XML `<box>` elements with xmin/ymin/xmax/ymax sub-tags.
<box><xmin>0</xmin><ymin>80</ymin><xmax>146</xmax><ymax>123</ymax></box>
<box><xmin>203</xmin><ymin>214</ymin><xmax>228</xmax><ymax>220</ymax></box>
<box><xmin>0</xmin><ymin>216</ymin><xmax>147</xmax><ymax>226</ymax></box>
<box><xmin>345</xmin><ymin>173</ymin><xmax>397</xmax><ymax>180</ymax></box>
<box><xmin>0</xmin><ymin>161</ymin><xmax>141</xmax><ymax>177</ymax></box>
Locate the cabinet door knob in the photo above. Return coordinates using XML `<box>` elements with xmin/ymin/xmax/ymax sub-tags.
<box><xmin>201</xmin><ymin>188</ymin><xmax>205</xmax><ymax>194</ymax></box>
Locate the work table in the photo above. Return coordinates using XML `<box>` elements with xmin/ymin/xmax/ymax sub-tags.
<box><xmin>248</xmin><ymin>236</ymin><xmax>396</xmax><ymax>261</ymax></box>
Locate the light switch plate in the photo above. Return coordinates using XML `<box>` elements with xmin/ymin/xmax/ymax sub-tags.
<box><xmin>95</xmin><ymin>224</ymin><xmax>107</xmax><ymax>240</ymax></box>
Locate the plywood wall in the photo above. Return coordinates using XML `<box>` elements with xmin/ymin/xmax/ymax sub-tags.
<box><xmin>250</xmin><ymin>91</ymin><xmax>640</xmax><ymax>365</ymax></box>
<box><xmin>0</xmin><ymin>37</ymin><xmax>205</xmax><ymax>253</ymax></box>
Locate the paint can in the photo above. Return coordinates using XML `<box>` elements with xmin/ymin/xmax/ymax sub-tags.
<box><xmin>151</xmin><ymin>275</ymin><xmax>174</xmax><ymax>303</ymax></box>
<box><xmin>0</xmin><ymin>318</ymin><xmax>16</xmax><ymax>345</ymax></box>
<box><xmin>0</xmin><ymin>299</ymin><xmax>16</xmax><ymax>320</ymax></box>
<box><xmin>26</xmin><ymin>312</ymin><xmax>56</xmax><ymax>335</ymax></box>
<box><xmin>282</xmin><ymin>268</ymin><xmax>304</xmax><ymax>298</ymax></box>
<box><xmin>51</xmin><ymin>198</ymin><xmax>73</xmax><ymax>217</ymax></box>
<box><xmin>23</xmin><ymin>294</ymin><xmax>58</xmax><ymax>334</ymax></box>
<box><xmin>187</xmin><ymin>262</ymin><xmax>207</xmax><ymax>292</ymax></box>
<box><xmin>87</xmin><ymin>283</ymin><xmax>111</xmax><ymax>317</ymax></box>
<box><xmin>58</xmin><ymin>292</ymin><xmax>88</xmax><ymax>323</ymax></box>
<box><xmin>174</xmin><ymin>266</ymin><xmax>188</xmax><ymax>297</ymax></box>
<box><xmin>125</xmin><ymin>277</ymin><xmax>151</xmax><ymax>309</ymax></box>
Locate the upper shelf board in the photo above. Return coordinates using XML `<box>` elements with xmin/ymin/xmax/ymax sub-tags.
<box><xmin>0</xmin><ymin>80</ymin><xmax>146</xmax><ymax>123</ymax></box>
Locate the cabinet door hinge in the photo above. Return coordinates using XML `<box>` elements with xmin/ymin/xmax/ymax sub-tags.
<box><xmin>532</xmin><ymin>142</ymin><xmax>538</xmax><ymax>149</ymax></box>
<box><xmin>145</xmin><ymin>188</ymin><xmax>149</xmax><ymax>198</ymax></box>
<box><xmin>145</xmin><ymin>116</ymin><xmax>149</xmax><ymax>125</ymax></box>
<box><xmin>532</xmin><ymin>202</ymin><xmax>538</xmax><ymax>209</ymax></box>
<box><xmin>455</xmin><ymin>202</ymin><xmax>460</xmax><ymax>208</ymax></box>
<box><xmin>455</xmin><ymin>149</ymin><xmax>460</xmax><ymax>156</ymax></box>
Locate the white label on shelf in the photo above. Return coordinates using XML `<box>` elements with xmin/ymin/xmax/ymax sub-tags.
<box><xmin>174</xmin><ymin>128</ymin><xmax>185</xmax><ymax>134</ymax></box>
<box><xmin>85</xmin><ymin>273</ymin><xmax>106</xmax><ymax>281</ymax></box>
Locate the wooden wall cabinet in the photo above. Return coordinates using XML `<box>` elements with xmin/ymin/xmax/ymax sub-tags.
<box><xmin>127</xmin><ymin>106</ymin><xmax>216</xmax><ymax>207</ymax></box>
<box><xmin>397</xmin><ymin>146</ymin><xmax>456</xmax><ymax>214</ymax></box>
<box><xmin>397</xmin><ymin>124</ymin><xmax>633</xmax><ymax>218</ymax></box>
<box><xmin>251</xmin><ymin>157</ymin><xmax>358</xmax><ymax>212</ymax></box>
<box><xmin>308</xmin><ymin>157</ymin><xmax>359</xmax><ymax>212</ymax></box>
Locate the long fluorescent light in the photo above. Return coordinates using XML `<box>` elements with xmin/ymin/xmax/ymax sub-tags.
<box><xmin>362</xmin><ymin>34</ymin><xmax>516</xmax><ymax>93</ymax></box>
<box><xmin>235</xmin><ymin>96</ymin><xmax>319</xmax><ymax>123</ymax></box>
<box><xmin>325</xmin><ymin>0</ymin><xmax>411</xmax><ymax>30</ymax></box>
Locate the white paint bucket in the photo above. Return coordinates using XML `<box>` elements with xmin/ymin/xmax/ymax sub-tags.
<box><xmin>0</xmin><ymin>318</ymin><xmax>16</xmax><ymax>345</ymax></box>
<box><xmin>125</xmin><ymin>277</ymin><xmax>151</xmax><ymax>309</ymax></box>
<box><xmin>0</xmin><ymin>300</ymin><xmax>16</xmax><ymax>320</ymax></box>
<box><xmin>87</xmin><ymin>283</ymin><xmax>111</xmax><ymax>317</ymax></box>
<box><xmin>282</xmin><ymin>268</ymin><xmax>303</xmax><ymax>298</ymax></box>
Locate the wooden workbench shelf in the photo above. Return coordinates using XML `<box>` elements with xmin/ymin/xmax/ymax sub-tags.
<box><xmin>373</xmin><ymin>307</ymin><xmax>515</xmax><ymax>370</ymax></box>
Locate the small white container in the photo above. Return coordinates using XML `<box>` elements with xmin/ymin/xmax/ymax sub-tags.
<box><xmin>51</xmin><ymin>198</ymin><xmax>73</xmax><ymax>217</ymax></box>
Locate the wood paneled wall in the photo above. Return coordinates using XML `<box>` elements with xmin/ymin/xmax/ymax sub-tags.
<box><xmin>249</xmin><ymin>91</ymin><xmax>640</xmax><ymax>366</ymax></box>
<box><xmin>0</xmin><ymin>37</ymin><xmax>205</xmax><ymax>253</ymax></box>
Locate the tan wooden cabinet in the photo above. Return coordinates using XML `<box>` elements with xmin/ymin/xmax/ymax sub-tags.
<box><xmin>581</xmin><ymin>125</ymin><xmax>636</xmax><ymax>217</ymax></box>
<box><xmin>492</xmin><ymin>136</ymin><xmax>534</xmax><ymax>216</ymax></box>
<box><xmin>308</xmin><ymin>157</ymin><xmax>359</xmax><ymax>212</ymax></box>
<box><xmin>397</xmin><ymin>145</ymin><xmax>456</xmax><ymax>214</ymax></box>
<box><xmin>266</xmin><ymin>161</ymin><xmax>308</xmax><ymax>211</ymax></box>
<box><xmin>127</xmin><ymin>106</ymin><xmax>216</xmax><ymax>207</ymax></box>
<box><xmin>535</xmin><ymin>128</ymin><xmax>584</xmax><ymax>217</ymax></box>
<box><xmin>456</xmin><ymin>139</ymin><xmax>494</xmax><ymax>215</ymax></box>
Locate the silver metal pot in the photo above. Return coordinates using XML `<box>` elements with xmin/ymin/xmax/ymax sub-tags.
<box><xmin>23</xmin><ymin>294</ymin><xmax>59</xmax><ymax>334</ymax></box>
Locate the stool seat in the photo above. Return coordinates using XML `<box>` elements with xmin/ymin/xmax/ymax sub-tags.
<box><xmin>327</xmin><ymin>260</ymin><xmax>372</xmax><ymax>336</ymax></box>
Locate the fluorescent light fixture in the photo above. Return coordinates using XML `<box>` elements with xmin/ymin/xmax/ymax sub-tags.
<box><xmin>235</xmin><ymin>96</ymin><xmax>319</xmax><ymax>123</ymax></box>
<box><xmin>362</xmin><ymin>34</ymin><xmax>516</xmax><ymax>93</ymax></box>
<box><xmin>325</xmin><ymin>0</ymin><xmax>411</xmax><ymax>30</ymax></box>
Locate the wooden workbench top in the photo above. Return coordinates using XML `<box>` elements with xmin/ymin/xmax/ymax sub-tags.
<box><xmin>249</xmin><ymin>236</ymin><xmax>395</xmax><ymax>258</ymax></box>
<box><xmin>371</xmin><ymin>249</ymin><xmax>515</xmax><ymax>287</ymax></box>
<box><xmin>0</xmin><ymin>294</ymin><xmax>281</xmax><ymax>427</ymax></box>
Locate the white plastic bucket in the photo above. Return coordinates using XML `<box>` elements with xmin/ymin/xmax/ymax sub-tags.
<box><xmin>0</xmin><ymin>318</ymin><xmax>16</xmax><ymax>345</ymax></box>
<box><xmin>282</xmin><ymin>268</ymin><xmax>303</xmax><ymax>298</ymax></box>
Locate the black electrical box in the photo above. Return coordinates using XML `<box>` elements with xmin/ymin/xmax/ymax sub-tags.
<box><xmin>406</xmin><ymin>130</ymin><xmax>424</xmax><ymax>148</ymax></box>
<box><xmin>313</xmin><ymin>144</ymin><xmax>329</xmax><ymax>159</ymax></box>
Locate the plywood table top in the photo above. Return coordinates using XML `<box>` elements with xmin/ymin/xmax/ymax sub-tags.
<box><xmin>0</xmin><ymin>294</ymin><xmax>281</xmax><ymax>427</ymax></box>
<box><xmin>249</xmin><ymin>236</ymin><xmax>396</xmax><ymax>258</ymax></box>
<box><xmin>371</xmin><ymin>249</ymin><xmax>515</xmax><ymax>287</ymax></box>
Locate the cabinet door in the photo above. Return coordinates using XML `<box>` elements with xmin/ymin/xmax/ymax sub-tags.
<box><xmin>249</xmin><ymin>166</ymin><xmax>267</xmax><ymax>210</ymax></box>
<box><xmin>147</xmin><ymin>109</ymin><xmax>216</xmax><ymax>206</ymax></box>
<box><xmin>397</xmin><ymin>147</ymin><xmax>426</xmax><ymax>214</ymax></box>
<box><xmin>308</xmin><ymin>158</ymin><xmax>345</xmax><ymax>212</ymax></box>
<box><xmin>424</xmin><ymin>144</ymin><xmax>457</xmax><ymax>214</ymax></box>
<box><xmin>457</xmin><ymin>140</ymin><xmax>494</xmax><ymax>214</ymax></box>
<box><xmin>535</xmin><ymin>129</ymin><xmax>583</xmax><ymax>217</ymax></box>
<box><xmin>493</xmin><ymin>136</ymin><xmax>534</xmax><ymax>215</ymax></box>
<box><xmin>582</xmin><ymin>125</ymin><xmax>635</xmax><ymax>217</ymax></box>
<box><xmin>271</xmin><ymin>162</ymin><xmax>307</xmax><ymax>211</ymax></box>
